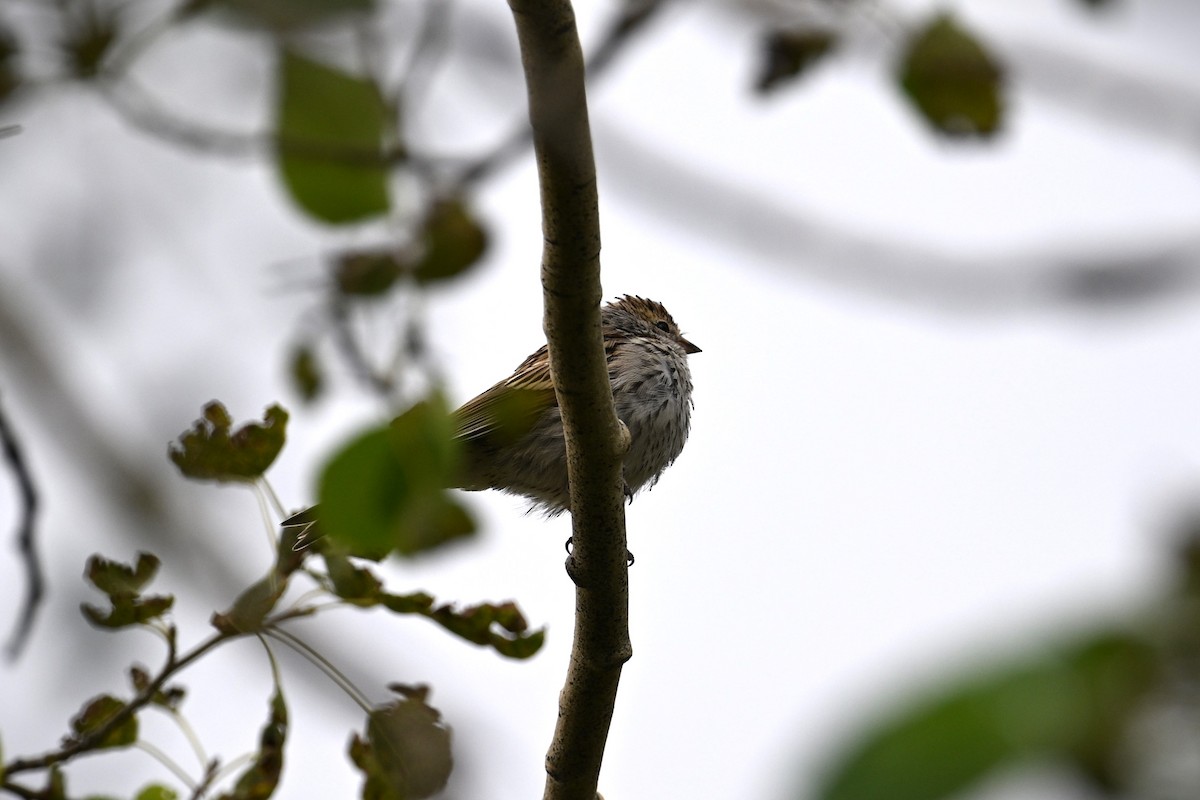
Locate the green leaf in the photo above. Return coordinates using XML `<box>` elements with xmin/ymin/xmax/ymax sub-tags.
<box><xmin>350</xmin><ymin>688</ymin><xmax>452</xmax><ymax>800</ymax></box>
<box><xmin>898</xmin><ymin>14</ymin><xmax>1003</xmax><ymax>137</ymax></box>
<box><xmin>169</xmin><ymin>402</ymin><xmax>288</xmax><ymax>483</ymax></box>
<box><xmin>813</xmin><ymin>631</ymin><xmax>1157</xmax><ymax>800</ymax></box>
<box><xmin>335</xmin><ymin>249</ymin><xmax>404</xmax><ymax>297</ymax></box>
<box><xmin>276</xmin><ymin>48</ymin><xmax>389</xmax><ymax>224</ymax></box>
<box><xmin>317</xmin><ymin>398</ymin><xmax>475</xmax><ymax>560</ymax></box>
<box><xmin>414</xmin><ymin>200</ymin><xmax>488</xmax><ymax>284</ymax></box>
<box><xmin>755</xmin><ymin>29</ymin><xmax>837</xmax><ymax>95</ymax></box>
<box><xmin>189</xmin><ymin>0</ymin><xmax>374</xmax><ymax>30</ymax></box>
<box><xmin>289</xmin><ymin>344</ymin><xmax>324</xmax><ymax>403</ymax></box>
<box><xmin>216</xmin><ymin>689</ymin><xmax>288</xmax><ymax>800</ymax></box>
<box><xmin>211</xmin><ymin>575</ymin><xmax>287</xmax><ymax>634</ymax></box>
<box><xmin>69</xmin><ymin>695</ymin><xmax>138</xmax><ymax>751</ymax></box>
<box><xmin>81</xmin><ymin>553</ymin><xmax>174</xmax><ymax>628</ymax></box>
<box><xmin>135</xmin><ymin>785</ymin><xmax>179</xmax><ymax>800</ymax></box>
<box><xmin>429</xmin><ymin>601</ymin><xmax>545</xmax><ymax>659</ymax></box>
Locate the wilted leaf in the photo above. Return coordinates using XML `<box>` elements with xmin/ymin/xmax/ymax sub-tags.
<box><xmin>289</xmin><ymin>344</ymin><xmax>324</xmax><ymax>403</ymax></box>
<box><xmin>189</xmin><ymin>0</ymin><xmax>374</xmax><ymax>30</ymax></box>
<box><xmin>68</xmin><ymin>695</ymin><xmax>138</xmax><ymax>751</ymax></box>
<box><xmin>276</xmin><ymin>49</ymin><xmax>389</xmax><ymax>224</ymax></box>
<box><xmin>216</xmin><ymin>689</ymin><xmax>288</xmax><ymax>800</ymax></box>
<box><xmin>813</xmin><ymin>631</ymin><xmax>1157</xmax><ymax>800</ymax></box>
<box><xmin>169</xmin><ymin>402</ymin><xmax>288</xmax><ymax>483</ymax></box>
<box><xmin>414</xmin><ymin>200</ymin><xmax>487</xmax><ymax>284</ymax></box>
<box><xmin>755</xmin><ymin>29</ymin><xmax>837</xmax><ymax>95</ymax></box>
<box><xmin>317</xmin><ymin>398</ymin><xmax>475</xmax><ymax>560</ymax></box>
<box><xmin>429</xmin><ymin>601</ymin><xmax>545</xmax><ymax>659</ymax></box>
<box><xmin>350</xmin><ymin>691</ymin><xmax>452</xmax><ymax>800</ymax></box>
<box><xmin>898</xmin><ymin>14</ymin><xmax>1003</xmax><ymax>137</ymax></box>
<box><xmin>81</xmin><ymin>553</ymin><xmax>174</xmax><ymax>628</ymax></box>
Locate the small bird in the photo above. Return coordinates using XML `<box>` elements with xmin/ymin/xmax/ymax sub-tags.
<box><xmin>454</xmin><ymin>295</ymin><xmax>699</xmax><ymax>514</ymax></box>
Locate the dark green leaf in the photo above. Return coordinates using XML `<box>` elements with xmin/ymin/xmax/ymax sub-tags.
<box><xmin>289</xmin><ymin>344</ymin><xmax>324</xmax><ymax>403</ymax></box>
<box><xmin>335</xmin><ymin>249</ymin><xmax>404</xmax><ymax>297</ymax></box>
<box><xmin>189</xmin><ymin>0</ymin><xmax>374</xmax><ymax>30</ymax></box>
<box><xmin>81</xmin><ymin>553</ymin><xmax>174</xmax><ymax>628</ymax></box>
<box><xmin>429</xmin><ymin>601</ymin><xmax>545</xmax><ymax>659</ymax></box>
<box><xmin>135</xmin><ymin>785</ymin><xmax>179</xmax><ymax>800</ymax></box>
<box><xmin>216</xmin><ymin>689</ymin><xmax>288</xmax><ymax>800</ymax></box>
<box><xmin>69</xmin><ymin>695</ymin><xmax>138</xmax><ymax>751</ymax></box>
<box><xmin>212</xmin><ymin>575</ymin><xmax>287</xmax><ymax>634</ymax></box>
<box><xmin>414</xmin><ymin>200</ymin><xmax>487</xmax><ymax>284</ymax></box>
<box><xmin>814</xmin><ymin>631</ymin><xmax>1157</xmax><ymax>800</ymax></box>
<box><xmin>276</xmin><ymin>49</ymin><xmax>389</xmax><ymax>224</ymax></box>
<box><xmin>755</xmin><ymin>29</ymin><xmax>837</xmax><ymax>95</ymax></box>
<box><xmin>169</xmin><ymin>402</ymin><xmax>289</xmax><ymax>483</ymax></box>
<box><xmin>317</xmin><ymin>398</ymin><xmax>475</xmax><ymax>560</ymax></box>
<box><xmin>47</xmin><ymin>767</ymin><xmax>67</xmax><ymax>800</ymax></box>
<box><xmin>350</xmin><ymin>690</ymin><xmax>452</xmax><ymax>800</ymax></box>
<box><xmin>898</xmin><ymin>14</ymin><xmax>1003</xmax><ymax>137</ymax></box>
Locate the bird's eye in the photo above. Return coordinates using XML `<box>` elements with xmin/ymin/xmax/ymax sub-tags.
<box><xmin>655</xmin><ymin>321</ymin><xmax>670</xmax><ymax>333</ymax></box>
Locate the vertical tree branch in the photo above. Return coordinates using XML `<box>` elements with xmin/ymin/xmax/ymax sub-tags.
<box><xmin>506</xmin><ymin>2</ymin><xmax>632</xmax><ymax>799</ymax></box>
<box><xmin>0</xmin><ymin>392</ymin><xmax>44</xmax><ymax>659</ymax></box>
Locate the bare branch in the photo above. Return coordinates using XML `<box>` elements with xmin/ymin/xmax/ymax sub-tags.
<box><xmin>506</xmin><ymin>1</ymin><xmax>631</xmax><ymax>798</ymax></box>
<box><xmin>0</xmin><ymin>393</ymin><xmax>42</xmax><ymax>658</ymax></box>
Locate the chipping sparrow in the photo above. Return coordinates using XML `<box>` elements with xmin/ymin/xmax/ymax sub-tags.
<box><xmin>455</xmin><ymin>295</ymin><xmax>699</xmax><ymax>514</ymax></box>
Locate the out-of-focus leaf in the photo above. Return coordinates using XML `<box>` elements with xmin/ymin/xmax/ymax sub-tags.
<box><xmin>61</xmin><ymin>4</ymin><xmax>119</xmax><ymax>79</ymax></box>
<box><xmin>335</xmin><ymin>249</ymin><xmax>404</xmax><ymax>297</ymax></box>
<box><xmin>169</xmin><ymin>402</ymin><xmax>288</xmax><ymax>483</ymax></box>
<box><xmin>129</xmin><ymin>665</ymin><xmax>186</xmax><ymax>711</ymax></box>
<box><xmin>755</xmin><ymin>29</ymin><xmax>837</xmax><ymax>95</ymax></box>
<box><xmin>216</xmin><ymin>689</ymin><xmax>288</xmax><ymax>800</ymax></box>
<box><xmin>898</xmin><ymin>14</ymin><xmax>1003</xmax><ymax>137</ymax></box>
<box><xmin>81</xmin><ymin>553</ymin><xmax>174</xmax><ymax>628</ymax></box>
<box><xmin>0</xmin><ymin>22</ymin><xmax>19</xmax><ymax>105</ymax></box>
<box><xmin>813</xmin><ymin>631</ymin><xmax>1158</xmax><ymax>800</ymax></box>
<box><xmin>68</xmin><ymin>695</ymin><xmax>138</xmax><ymax>751</ymax></box>
<box><xmin>429</xmin><ymin>601</ymin><xmax>545</xmax><ymax>659</ymax></box>
<box><xmin>135</xmin><ymin>785</ymin><xmax>179</xmax><ymax>800</ymax></box>
<box><xmin>350</xmin><ymin>688</ymin><xmax>452</xmax><ymax>800</ymax></box>
<box><xmin>187</xmin><ymin>0</ymin><xmax>374</xmax><ymax>30</ymax></box>
<box><xmin>211</xmin><ymin>575</ymin><xmax>287</xmax><ymax>634</ymax></box>
<box><xmin>47</xmin><ymin>767</ymin><xmax>67</xmax><ymax>800</ymax></box>
<box><xmin>414</xmin><ymin>200</ymin><xmax>488</xmax><ymax>284</ymax></box>
<box><xmin>276</xmin><ymin>49</ymin><xmax>389</xmax><ymax>224</ymax></box>
<box><xmin>317</xmin><ymin>398</ymin><xmax>475</xmax><ymax>560</ymax></box>
<box><xmin>1077</xmin><ymin>0</ymin><xmax>1116</xmax><ymax>8</ymax></box>
<box><xmin>289</xmin><ymin>344</ymin><xmax>324</xmax><ymax>403</ymax></box>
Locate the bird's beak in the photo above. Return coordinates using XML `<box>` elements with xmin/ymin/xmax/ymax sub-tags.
<box><xmin>679</xmin><ymin>337</ymin><xmax>701</xmax><ymax>354</ymax></box>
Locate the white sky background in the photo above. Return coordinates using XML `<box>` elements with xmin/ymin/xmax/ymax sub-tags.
<box><xmin>3</xmin><ymin>1</ymin><xmax>1200</xmax><ymax>799</ymax></box>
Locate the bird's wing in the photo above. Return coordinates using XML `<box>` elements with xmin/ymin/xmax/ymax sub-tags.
<box><xmin>454</xmin><ymin>346</ymin><xmax>558</xmax><ymax>443</ymax></box>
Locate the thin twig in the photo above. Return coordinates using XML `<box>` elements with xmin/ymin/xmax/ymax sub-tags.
<box><xmin>0</xmin><ymin>393</ymin><xmax>44</xmax><ymax>659</ymax></box>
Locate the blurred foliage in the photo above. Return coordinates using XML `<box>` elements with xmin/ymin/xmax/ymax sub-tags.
<box><xmin>809</xmin><ymin>535</ymin><xmax>1200</xmax><ymax>800</ymax></box>
<box><xmin>350</xmin><ymin>685</ymin><xmax>454</xmax><ymax>800</ymax></box>
<box><xmin>216</xmin><ymin>689</ymin><xmax>288</xmax><ymax>800</ymax></box>
<box><xmin>898</xmin><ymin>14</ymin><xmax>1004</xmax><ymax>138</ymax></box>
<box><xmin>60</xmin><ymin>2</ymin><xmax>121</xmax><ymax>79</ymax></box>
<box><xmin>169</xmin><ymin>402</ymin><xmax>288</xmax><ymax>483</ymax></box>
<box><xmin>276</xmin><ymin>48</ymin><xmax>391</xmax><ymax>223</ymax></box>
<box><xmin>755</xmin><ymin>29</ymin><xmax>838</xmax><ymax>95</ymax></box>
<box><xmin>0</xmin><ymin>20</ymin><xmax>19</xmax><ymax>106</ymax></box>
<box><xmin>316</xmin><ymin>398</ymin><xmax>475</xmax><ymax>560</ymax></box>
<box><xmin>186</xmin><ymin>0</ymin><xmax>375</xmax><ymax>31</ymax></box>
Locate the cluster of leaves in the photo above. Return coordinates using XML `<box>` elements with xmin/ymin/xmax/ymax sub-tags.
<box><xmin>756</xmin><ymin>12</ymin><xmax>1004</xmax><ymax>138</ymax></box>
<box><xmin>1</xmin><ymin>402</ymin><xmax>543</xmax><ymax>800</ymax></box>
<box><xmin>808</xmin><ymin>536</ymin><xmax>1200</xmax><ymax>800</ymax></box>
